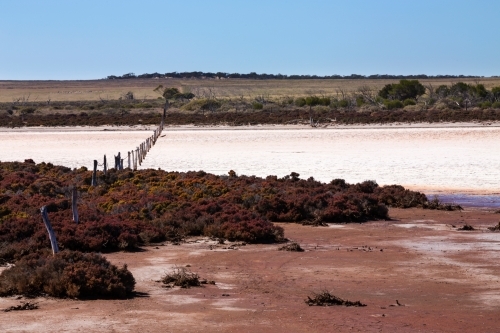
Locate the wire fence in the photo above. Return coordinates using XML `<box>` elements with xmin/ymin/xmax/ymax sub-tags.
<box><xmin>91</xmin><ymin>112</ymin><xmax>165</xmax><ymax>186</ymax></box>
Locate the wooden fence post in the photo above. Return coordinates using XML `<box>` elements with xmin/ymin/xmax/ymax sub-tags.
<box><xmin>120</xmin><ymin>158</ymin><xmax>124</xmax><ymax>170</ymax></box>
<box><xmin>40</xmin><ymin>206</ymin><xmax>59</xmax><ymax>255</ymax></box>
<box><xmin>72</xmin><ymin>187</ymin><xmax>79</xmax><ymax>224</ymax></box>
<box><xmin>128</xmin><ymin>151</ymin><xmax>131</xmax><ymax>169</ymax></box>
<box><xmin>91</xmin><ymin>160</ymin><xmax>97</xmax><ymax>186</ymax></box>
<box><xmin>115</xmin><ymin>152</ymin><xmax>121</xmax><ymax>169</ymax></box>
<box><xmin>103</xmin><ymin>155</ymin><xmax>107</xmax><ymax>175</ymax></box>
<box><xmin>132</xmin><ymin>150</ymin><xmax>136</xmax><ymax>170</ymax></box>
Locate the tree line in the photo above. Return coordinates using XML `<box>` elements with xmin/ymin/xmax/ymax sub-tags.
<box><xmin>106</xmin><ymin>72</ymin><xmax>485</xmax><ymax>80</ymax></box>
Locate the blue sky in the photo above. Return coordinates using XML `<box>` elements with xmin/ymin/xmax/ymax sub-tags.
<box><xmin>1</xmin><ymin>0</ymin><xmax>499</xmax><ymax>80</ymax></box>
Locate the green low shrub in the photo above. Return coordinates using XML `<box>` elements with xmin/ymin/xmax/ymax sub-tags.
<box><xmin>20</xmin><ymin>107</ymin><xmax>36</xmax><ymax>114</ymax></box>
<box><xmin>385</xmin><ymin>100</ymin><xmax>404</xmax><ymax>110</ymax></box>
<box><xmin>252</xmin><ymin>102</ymin><xmax>263</xmax><ymax>110</ymax></box>
<box><xmin>181</xmin><ymin>98</ymin><xmax>221</xmax><ymax>111</ymax></box>
<box><xmin>134</xmin><ymin>103</ymin><xmax>153</xmax><ymax>109</ymax></box>
<box><xmin>480</xmin><ymin>101</ymin><xmax>492</xmax><ymax>109</ymax></box>
<box><xmin>403</xmin><ymin>99</ymin><xmax>416</xmax><ymax>106</ymax></box>
<box><xmin>492</xmin><ymin>101</ymin><xmax>500</xmax><ymax>108</ymax></box>
<box><xmin>356</xmin><ymin>97</ymin><xmax>365</xmax><ymax>107</ymax></box>
<box><xmin>295</xmin><ymin>97</ymin><xmax>306</xmax><ymax>107</ymax></box>
<box><xmin>338</xmin><ymin>99</ymin><xmax>349</xmax><ymax>108</ymax></box>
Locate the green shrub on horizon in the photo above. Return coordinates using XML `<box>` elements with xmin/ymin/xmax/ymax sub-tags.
<box><xmin>356</xmin><ymin>97</ymin><xmax>365</xmax><ymax>107</ymax></box>
<box><xmin>403</xmin><ymin>99</ymin><xmax>416</xmax><ymax>106</ymax></box>
<box><xmin>378</xmin><ymin>79</ymin><xmax>425</xmax><ymax>101</ymax></box>
<box><xmin>480</xmin><ymin>101</ymin><xmax>492</xmax><ymax>109</ymax></box>
<box><xmin>295</xmin><ymin>97</ymin><xmax>306</xmax><ymax>107</ymax></box>
<box><xmin>252</xmin><ymin>102</ymin><xmax>263</xmax><ymax>110</ymax></box>
<box><xmin>338</xmin><ymin>99</ymin><xmax>349</xmax><ymax>108</ymax></box>
<box><xmin>384</xmin><ymin>100</ymin><xmax>404</xmax><ymax>110</ymax></box>
<box><xmin>181</xmin><ymin>98</ymin><xmax>221</xmax><ymax>112</ymax></box>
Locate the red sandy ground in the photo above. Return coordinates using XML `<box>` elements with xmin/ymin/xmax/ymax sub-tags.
<box><xmin>1</xmin><ymin>207</ymin><xmax>500</xmax><ymax>333</ymax></box>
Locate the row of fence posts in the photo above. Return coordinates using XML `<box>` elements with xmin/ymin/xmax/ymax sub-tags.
<box><xmin>42</xmin><ymin>111</ymin><xmax>167</xmax><ymax>255</ymax></box>
<box><xmin>91</xmin><ymin>113</ymin><xmax>165</xmax><ymax>186</ymax></box>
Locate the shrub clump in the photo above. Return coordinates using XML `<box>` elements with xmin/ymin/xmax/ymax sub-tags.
<box><xmin>384</xmin><ymin>100</ymin><xmax>404</xmax><ymax>110</ymax></box>
<box><xmin>161</xmin><ymin>267</ymin><xmax>201</xmax><ymax>288</ymax></box>
<box><xmin>458</xmin><ymin>224</ymin><xmax>475</xmax><ymax>231</ymax></box>
<box><xmin>305</xmin><ymin>290</ymin><xmax>366</xmax><ymax>307</ymax></box>
<box><xmin>278</xmin><ymin>242</ymin><xmax>304</xmax><ymax>252</ymax></box>
<box><xmin>488</xmin><ymin>222</ymin><xmax>500</xmax><ymax>231</ymax></box>
<box><xmin>252</xmin><ymin>102</ymin><xmax>264</xmax><ymax>110</ymax></box>
<box><xmin>0</xmin><ymin>250</ymin><xmax>135</xmax><ymax>299</ymax></box>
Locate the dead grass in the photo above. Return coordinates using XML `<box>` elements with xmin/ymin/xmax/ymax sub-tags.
<box><xmin>161</xmin><ymin>267</ymin><xmax>201</xmax><ymax>288</ymax></box>
<box><xmin>2</xmin><ymin>77</ymin><xmax>500</xmax><ymax>102</ymax></box>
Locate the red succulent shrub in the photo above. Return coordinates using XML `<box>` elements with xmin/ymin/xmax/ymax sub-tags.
<box><xmin>0</xmin><ymin>161</ymin><xmax>441</xmax><ymax>263</ymax></box>
<box><xmin>0</xmin><ymin>250</ymin><xmax>135</xmax><ymax>299</ymax></box>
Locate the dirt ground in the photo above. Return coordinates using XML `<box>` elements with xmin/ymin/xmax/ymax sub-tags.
<box><xmin>1</xmin><ymin>207</ymin><xmax>500</xmax><ymax>332</ymax></box>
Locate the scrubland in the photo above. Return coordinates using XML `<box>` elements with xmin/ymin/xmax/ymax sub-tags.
<box><xmin>2</xmin><ymin>78</ymin><xmax>500</xmax><ymax>127</ymax></box>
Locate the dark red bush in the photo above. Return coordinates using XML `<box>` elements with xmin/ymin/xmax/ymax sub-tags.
<box><xmin>0</xmin><ymin>250</ymin><xmax>135</xmax><ymax>299</ymax></box>
<box><xmin>0</xmin><ymin>161</ymin><xmax>439</xmax><ymax>263</ymax></box>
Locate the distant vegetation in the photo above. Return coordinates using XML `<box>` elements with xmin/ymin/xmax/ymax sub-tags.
<box><xmin>106</xmin><ymin>72</ymin><xmax>484</xmax><ymax>80</ymax></box>
<box><xmin>2</xmin><ymin>78</ymin><xmax>500</xmax><ymax>126</ymax></box>
<box><xmin>3</xmin><ymin>79</ymin><xmax>500</xmax><ymax>127</ymax></box>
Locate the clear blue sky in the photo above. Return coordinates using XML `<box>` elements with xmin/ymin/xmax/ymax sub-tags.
<box><xmin>1</xmin><ymin>0</ymin><xmax>499</xmax><ymax>80</ymax></box>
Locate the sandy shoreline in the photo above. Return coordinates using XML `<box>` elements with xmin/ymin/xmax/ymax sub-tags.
<box><xmin>1</xmin><ymin>121</ymin><xmax>500</xmax><ymax>132</ymax></box>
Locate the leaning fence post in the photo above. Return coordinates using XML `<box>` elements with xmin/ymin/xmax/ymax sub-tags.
<box><xmin>72</xmin><ymin>187</ymin><xmax>79</xmax><ymax>224</ymax></box>
<box><xmin>91</xmin><ymin>160</ymin><xmax>97</xmax><ymax>186</ymax></box>
<box><xmin>40</xmin><ymin>206</ymin><xmax>59</xmax><ymax>255</ymax></box>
